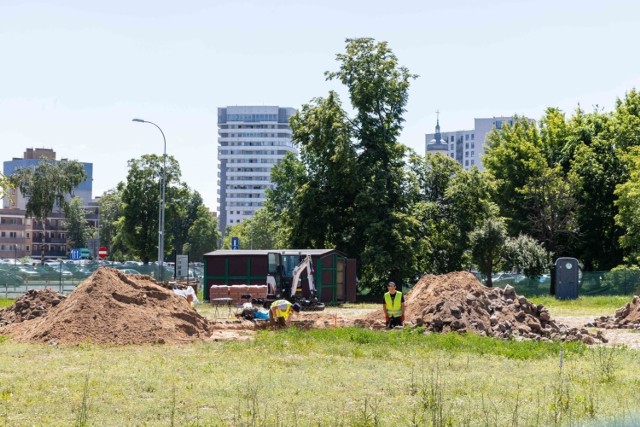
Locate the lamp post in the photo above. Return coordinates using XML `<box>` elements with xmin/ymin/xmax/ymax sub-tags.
<box><xmin>132</xmin><ymin>118</ymin><xmax>166</xmax><ymax>282</ymax></box>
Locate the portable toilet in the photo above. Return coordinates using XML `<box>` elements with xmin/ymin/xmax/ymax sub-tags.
<box><xmin>555</xmin><ymin>257</ymin><xmax>579</xmax><ymax>299</ymax></box>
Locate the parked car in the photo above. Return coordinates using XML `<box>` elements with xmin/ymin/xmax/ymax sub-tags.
<box><xmin>121</xmin><ymin>268</ymin><xmax>141</xmax><ymax>275</ymax></box>
<box><xmin>491</xmin><ymin>272</ymin><xmax>526</xmax><ymax>286</ymax></box>
<box><xmin>0</xmin><ymin>269</ymin><xmax>24</xmax><ymax>287</ymax></box>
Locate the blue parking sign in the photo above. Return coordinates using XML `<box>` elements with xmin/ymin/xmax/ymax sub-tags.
<box><xmin>231</xmin><ymin>237</ymin><xmax>239</xmax><ymax>250</ymax></box>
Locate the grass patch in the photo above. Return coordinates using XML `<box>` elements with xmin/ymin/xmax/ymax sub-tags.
<box><xmin>0</xmin><ymin>328</ymin><xmax>638</xmax><ymax>425</ymax></box>
<box><xmin>530</xmin><ymin>295</ymin><xmax>631</xmax><ymax>316</ymax></box>
<box><xmin>0</xmin><ymin>298</ymin><xmax>13</xmax><ymax>309</ymax></box>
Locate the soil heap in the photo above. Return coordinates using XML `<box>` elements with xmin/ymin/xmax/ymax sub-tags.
<box><xmin>0</xmin><ymin>289</ymin><xmax>66</xmax><ymax>326</ymax></box>
<box><xmin>357</xmin><ymin>272</ymin><xmax>606</xmax><ymax>344</ymax></box>
<box><xmin>4</xmin><ymin>267</ymin><xmax>212</xmax><ymax>345</ymax></box>
<box><xmin>587</xmin><ymin>295</ymin><xmax>640</xmax><ymax>330</ymax></box>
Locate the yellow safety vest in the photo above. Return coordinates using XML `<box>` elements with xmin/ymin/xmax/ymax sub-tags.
<box><xmin>384</xmin><ymin>291</ymin><xmax>403</xmax><ymax>317</ymax></box>
<box><xmin>271</xmin><ymin>299</ymin><xmax>293</xmax><ymax>320</ymax></box>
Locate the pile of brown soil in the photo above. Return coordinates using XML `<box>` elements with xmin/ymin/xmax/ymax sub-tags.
<box><xmin>357</xmin><ymin>272</ymin><xmax>606</xmax><ymax>344</ymax></box>
<box><xmin>4</xmin><ymin>267</ymin><xmax>212</xmax><ymax>345</ymax></box>
<box><xmin>587</xmin><ymin>295</ymin><xmax>640</xmax><ymax>330</ymax></box>
<box><xmin>0</xmin><ymin>289</ymin><xmax>66</xmax><ymax>326</ymax></box>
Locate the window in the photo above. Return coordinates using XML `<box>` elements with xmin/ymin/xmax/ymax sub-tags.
<box><xmin>471</xmin><ymin>134</ymin><xmax>475</xmax><ymax>140</ymax></box>
<box><xmin>471</xmin><ymin>160</ymin><xmax>475</xmax><ymax>165</ymax></box>
<box><xmin>465</xmin><ymin>134</ymin><xmax>469</xmax><ymax>140</ymax></box>
<box><xmin>465</xmin><ymin>160</ymin><xmax>469</xmax><ymax>166</ymax></box>
<box><xmin>450</xmin><ymin>136</ymin><xmax>454</xmax><ymax>142</ymax></box>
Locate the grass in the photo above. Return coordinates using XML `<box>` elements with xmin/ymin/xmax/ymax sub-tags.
<box><xmin>530</xmin><ymin>295</ymin><xmax>632</xmax><ymax>317</ymax></box>
<box><xmin>0</xmin><ymin>327</ymin><xmax>639</xmax><ymax>426</ymax></box>
<box><xmin>0</xmin><ymin>295</ymin><xmax>638</xmax><ymax>425</ymax></box>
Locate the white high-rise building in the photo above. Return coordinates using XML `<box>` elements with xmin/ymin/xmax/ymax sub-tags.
<box><xmin>425</xmin><ymin>117</ymin><xmax>529</xmax><ymax>170</ymax></box>
<box><xmin>217</xmin><ymin>106</ymin><xmax>297</xmax><ymax>235</ymax></box>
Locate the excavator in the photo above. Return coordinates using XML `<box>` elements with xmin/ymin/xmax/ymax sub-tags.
<box><xmin>264</xmin><ymin>252</ymin><xmax>325</xmax><ymax>311</ymax></box>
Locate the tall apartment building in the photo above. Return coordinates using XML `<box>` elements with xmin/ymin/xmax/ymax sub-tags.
<box><xmin>425</xmin><ymin>117</ymin><xmax>528</xmax><ymax>170</ymax></box>
<box><xmin>217</xmin><ymin>106</ymin><xmax>297</xmax><ymax>235</ymax></box>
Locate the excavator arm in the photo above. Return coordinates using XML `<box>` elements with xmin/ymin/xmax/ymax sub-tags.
<box><xmin>289</xmin><ymin>254</ymin><xmax>315</xmax><ymax>298</ymax></box>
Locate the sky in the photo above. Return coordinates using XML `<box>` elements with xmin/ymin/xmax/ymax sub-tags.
<box><xmin>1</xmin><ymin>0</ymin><xmax>639</xmax><ymax>211</ymax></box>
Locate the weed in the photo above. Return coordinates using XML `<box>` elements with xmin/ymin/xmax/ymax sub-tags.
<box><xmin>74</xmin><ymin>373</ymin><xmax>90</xmax><ymax>427</ymax></box>
<box><xmin>591</xmin><ymin>345</ymin><xmax>618</xmax><ymax>383</ymax></box>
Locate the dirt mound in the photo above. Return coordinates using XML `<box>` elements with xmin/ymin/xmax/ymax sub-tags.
<box><xmin>4</xmin><ymin>267</ymin><xmax>212</xmax><ymax>345</ymax></box>
<box><xmin>357</xmin><ymin>272</ymin><xmax>606</xmax><ymax>344</ymax></box>
<box><xmin>0</xmin><ymin>289</ymin><xmax>66</xmax><ymax>326</ymax></box>
<box><xmin>587</xmin><ymin>295</ymin><xmax>640</xmax><ymax>330</ymax></box>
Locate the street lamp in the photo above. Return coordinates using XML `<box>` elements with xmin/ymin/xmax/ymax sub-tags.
<box><xmin>132</xmin><ymin>118</ymin><xmax>167</xmax><ymax>282</ymax></box>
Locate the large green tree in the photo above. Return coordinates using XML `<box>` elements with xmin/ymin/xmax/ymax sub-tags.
<box><xmin>119</xmin><ymin>154</ymin><xmax>181</xmax><ymax>264</ymax></box>
<box><xmin>9</xmin><ymin>159</ymin><xmax>87</xmax><ymax>264</ymax></box>
<box><xmin>97</xmin><ymin>189</ymin><xmax>128</xmax><ymax>260</ymax></box>
<box><xmin>406</xmin><ymin>153</ymin><xmax>496</xmax><ymax>274</ymax></box>
<box><xmin>183</xmin><ymin>205</ymin><xmax>220</xmax><ymax>261</ymax></box>
<box><xmin>325</xmin><ymin>38</ymin><xmax>417</xmax><ymax>290</ymax></box>
<box><xmin>64</xmin><ymin>196</ymin><xmax>91</xmax><ymax>250</ymax></box>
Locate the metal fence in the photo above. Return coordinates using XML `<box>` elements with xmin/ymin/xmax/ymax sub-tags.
<box><xmin>0</xmin><ymin>261</ymin><xmax>203</xmax><ymax>298</ymax></box>
<box><xmin>506</xmin><ymin>268</ymin><xmax>640</xmax><ymax>297</ymax></box>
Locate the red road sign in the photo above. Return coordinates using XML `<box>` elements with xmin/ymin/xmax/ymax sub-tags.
<box><xmin>98</xmin><ymin>246</ymin><xmax>108</xmax><ymax>259</ymax></box>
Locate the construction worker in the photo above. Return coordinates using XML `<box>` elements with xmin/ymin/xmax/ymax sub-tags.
<box><xmin>269</xmin><ymin>299</ymin><xmax>301</xmax><ymax>328</ymax></box>
<box><xmin>383</xmin><ymin>281</ymin><xmax>405</xmax><ymax>329</ymax></box>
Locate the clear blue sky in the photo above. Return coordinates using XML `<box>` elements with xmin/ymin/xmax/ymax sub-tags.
<box><xmin>1</xmin><ymin>0</ymin><xmax>638</xmax><ymax>211</ymax></box>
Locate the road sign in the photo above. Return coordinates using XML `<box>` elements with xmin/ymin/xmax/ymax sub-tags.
<box><xmin>176</xmin><ymin>254</ymin><xmax>189</xmax><ymax>278</ymax></box>
<box><xmin>231</xmin><ymin>237</ymin><xmax>239</xmax><ymax>250</ymax></box>
<box><xmin>70</xmin><ymin>249</ymin><xmax>81</xmax><ymax>260</ymax></box>
<box><xmin>98</xmin><ymin>246</ymin><xmax>108</xmax><ymax>259</ymax></box>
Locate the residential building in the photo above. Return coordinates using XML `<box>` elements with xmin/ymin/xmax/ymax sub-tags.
<box><xmin>1</xmin><ymin>148</ymin><xmax>96</xmax><ymax>260</ymax></box>
<box><xmin>3</xmin><ymin>148</ymin><xmax>93</xmax><ymax>209</ymax></box>
<box><xmin>425</xmin><ymin>117</ymin><xmax>530</xmax><ymax>170</ymax></box>
<box><xmin>217</xmin><ymin>106</ymin><xmax>297</xmax><ymax>235</ymax></box>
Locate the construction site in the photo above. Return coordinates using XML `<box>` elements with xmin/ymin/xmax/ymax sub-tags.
<box><xmin>1</xmin><ymin>267</ymin><xmax>638</xmax><ymax>348</ymax></box>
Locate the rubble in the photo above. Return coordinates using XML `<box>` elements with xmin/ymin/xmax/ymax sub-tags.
<box><xmin>586</xmin><ymin>295</ymin><xmax>640</xmax><ymax>330</ymax></box>
<box><xmin>357</xmin><ymin>272</ymin><xmax>607</xmax><ymax>344</ymax></box>
<box><xmin>0</xmin><ymin>289</ymin><xmax>66</xmax><ymax>326</ymax></box>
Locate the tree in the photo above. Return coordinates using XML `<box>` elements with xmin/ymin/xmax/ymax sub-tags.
<box><xmin>9</xmin><ymin>159</ymin><xmax>87</xmax><ymax>264</ymax></box>
<box><xmin>119</xmin><ymin>154</ymin><xmax>181</xmax><ymax>264</ymax></box>
<box><xmin>326</xmin><ymin>38</ymin><xmax>417</xmax><ymax>291</ymax></box>
<box><xmin>97</xmin><ymin>188</ymin><xmax>127</xmax><ymax>259</ymax></box>
<box><xmin>483</xmin><ymin>116</ymin><xmax>546</xmax><ymax>237</ymax></box>
<box><xmin>470</xmin><ymin>219</ymin><xmax>550</xmax><ymax>288</ymax></box>
<box><xmin>183</xmin><ymin>205</ymin><xmax>219</xmax><ymax>261</ymax></box>
<box><xmin>0</xmin><ymin>172</ymin><xmax>13</xmax><ymax>201</ymax></box>
<box><xmin>286</xmin><ymin>92</ymin><xmax>359</xmax><ymax>252</ymax></box>
<box><xmin>501</xmin><ymin>234</ymin><xmax>551</xmax><ymax>279</ymax></box>
<box><xmin>64</xmin><ymin>196</ymin><xmax>91</xmax><ymax>250</ymax></box>
<box><xmin>519</xmin><ymin>165</ymin><xmax>577</xmax><ymax>256</ymax></box>
<box><xmin>614</xmin><ymin>147</ymin><xmax>640</xmax><ymax>264</ymax></box>
<box><xmin>469</xmin><ymin>218</ymin><xmax>507</xmax><ymax>287</ymax></box>
<box><xmin>406</xmin><ymin>153</ymin><xmax>496</xmax><ymax>274</ymax></box>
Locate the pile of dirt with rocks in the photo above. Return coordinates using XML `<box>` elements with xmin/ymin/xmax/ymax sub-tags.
<box><xmin>0</xmin><ymin>289</ymin><xmax>66</xmax><ymax>326</ymax></box>
<box><xmin>3</xmin><ymin>267</ymin><xmax>212</xmax><ymax>345</ymax></box>
<box><xmin>357</xmin><ymin>272</ymin><xmax>606</xmax><ymax>344</ymax></box>
<box><xmin>586</xmin><ymin>295</ymin><xmax>640</xmax><ymax>330</ymax></box>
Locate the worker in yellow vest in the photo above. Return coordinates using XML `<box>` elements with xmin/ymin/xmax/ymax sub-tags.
<box><xmin>383</xmin><ymin>281</ymin><xmax>405</xmax><ymax>329</ymax></box>
<box><xmin>269</xmin><ymin>299</ymin><xmax>301</xmax><ymax>328</ymax></box>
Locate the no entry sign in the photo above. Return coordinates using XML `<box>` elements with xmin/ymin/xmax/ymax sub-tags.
<box><xmin>98</xmin><ymin>246</ymin><xmax>108</xmax><ymax>259</ymax></box>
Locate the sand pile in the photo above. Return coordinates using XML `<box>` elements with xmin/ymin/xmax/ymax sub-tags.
<box><xmin>357</xmin><ymin>272</ymin><xmax>606</xmax><ymax>344</ymax></box>
<box><xmin>587</xmin><ymin>295</ymin><xmax>640</xmax><ymax>330</ymax></box>
<box><xmin>0</xmin><ymin>289</ymin><xmax>66</xmax><ymax>326</ymax></box>
<box><xmin>4</xmin><ymin>267</ymin><xmax>212</xmax><ymax>345</ymax></box>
